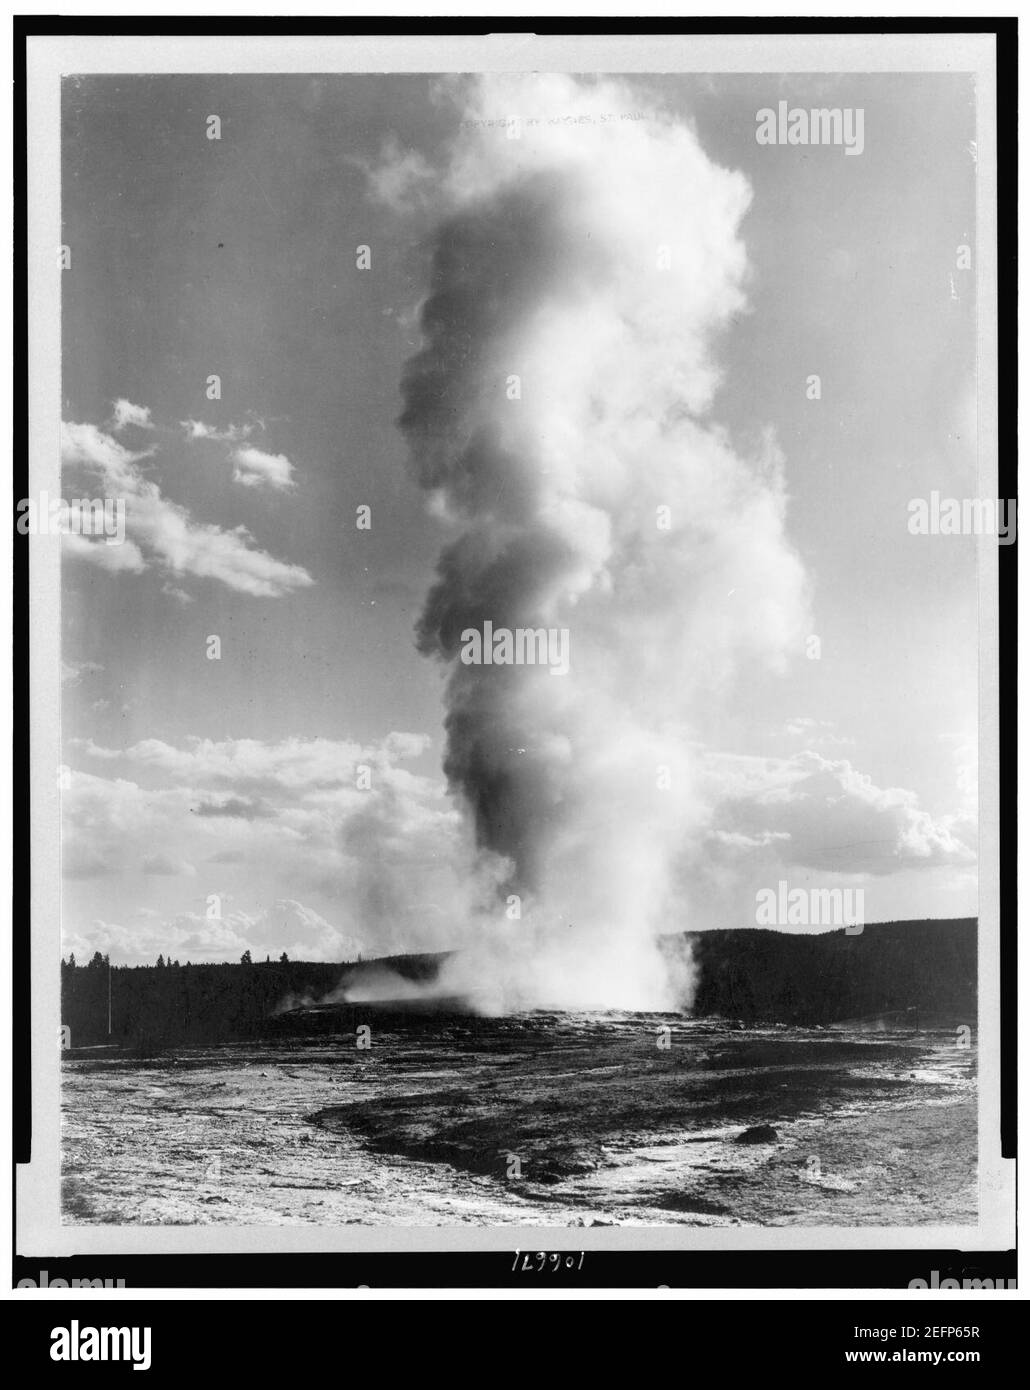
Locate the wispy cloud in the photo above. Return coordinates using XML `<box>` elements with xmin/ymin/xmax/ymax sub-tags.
<box><xmin>161</xmin><ymin>581</ymin><xmax>195</xmax><ymax>604</ymax></box>
<box><xmin>353</xmin><ymin>135</ymin><xmax>437</xmax><ymax>213</ymax></box>
<box><xmin>194</xmin><ymin>795</ymin><xmax>275</xmax><ymax>820</ymax></box>
<box><xmin>783</xmin><ymin>716</ymin><xmax>854</xmax><ymax>747</ymax></box>
<box><xmin>61</xmin><ymin>419</ymin><xmax>313</xmax><ymax>598</ymax></box>
<box><xmin>181</xmin><ymin>419</ymin><xmax>253</xmax><ymax>443</ymax></box>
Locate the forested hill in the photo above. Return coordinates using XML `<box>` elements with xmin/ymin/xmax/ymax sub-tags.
<box><xmin>61</xmin><ymin>919</ymin><xmax>975</xmax><ymax>1048</ymax></box>
<box><xmin>682</xmin><ymin>919</ymin><xmax>975</xmax><ymax>1025</ymax></box>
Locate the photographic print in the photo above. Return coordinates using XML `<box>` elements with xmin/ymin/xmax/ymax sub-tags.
<box><xmin>19</xmin><ymin>29</ymin><xmax>1012</xmax><ymax>1272</ymax></box>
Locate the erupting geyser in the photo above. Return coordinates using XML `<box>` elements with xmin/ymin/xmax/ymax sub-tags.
<box><xmin>379</xmin><ymin>74</ymin><xmax>809</xmax><ymax>1011</ymax></box>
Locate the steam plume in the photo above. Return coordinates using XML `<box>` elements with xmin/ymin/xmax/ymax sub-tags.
<box><xmin>386</xmin><ymin>75</ymin><xmax>809</xmax><ymax>1010</ymax></box>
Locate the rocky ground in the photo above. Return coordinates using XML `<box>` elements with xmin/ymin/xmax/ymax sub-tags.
<box><xmin>61</xmin><ymin>1014</ymin><xmax>976</xmax><ymax>1227</ymax></box>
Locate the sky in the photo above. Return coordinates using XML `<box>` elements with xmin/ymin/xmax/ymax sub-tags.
<box><xmin>59</xmin><ymin>71</ymin><xmax>980</xmax><ymax>967</ymax></box>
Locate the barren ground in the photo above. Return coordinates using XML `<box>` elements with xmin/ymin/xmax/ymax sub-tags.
<box><xmin>62</xmin><ymin>1015</ymin><xmax>976</xmax><ymax>1227</ymax></box>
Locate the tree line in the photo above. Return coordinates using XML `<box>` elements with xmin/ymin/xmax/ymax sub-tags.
<box><xmin>60</xmin><ymin>951</ymin><xmax>436</xmax><ymax>1050</ymax></box>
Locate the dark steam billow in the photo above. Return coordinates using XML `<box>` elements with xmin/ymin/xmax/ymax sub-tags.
<box><xmin>383</xmin><ymin>75</ymin><xmax>809</xmax><ymax>1010</ymax></box>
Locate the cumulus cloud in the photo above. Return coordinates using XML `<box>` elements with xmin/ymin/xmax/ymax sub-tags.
<box><xmin>62</xmin><ymin>733</ymin><xmax>491</xmax><ymax>961</ymax></box>
<box><xmin>62</xmin><ymin>771</ymin><xmax>169</xmax><ymax>880</ymax></box>
<box><xmin>63</xmin><ymin>531</ymin><xmax>146</xmax><ymax>572</ymax></box>
<box><xmin>61</xmin><ymin>420</ymin><xmax>313</xmax><ymax>597</ymax></box>
<box><xmin>78</xmin><ymin>730</ymin><xmax>431</xmax><ymax>796</ymax></box>
<box><xmin>702</xmin><ymin>750</ymin><xmax>975</xmax><ymax>875</ymax></box>
<box><xmin>61</xmin><ymin>731</ymin><xmax>976</xmax><ymax>959</ymax></box>
<box><xmin>237</xmin><ymin>899</ymin><xmax>364</xmax><ymax>961</ymax></box>
<box><xmin>63</xmin><ymin>898</ymin><xmax>364</xmax><ymax>965</ymax></box>
<box><xmin>111</xmin><ymin>398</ymin><xmax>154</xmax><ymax>432</ymax></box>
<box><xmin>232</xmin><ymin>446</ymin><xmax>295</xmax><ymax>491</ymax></box>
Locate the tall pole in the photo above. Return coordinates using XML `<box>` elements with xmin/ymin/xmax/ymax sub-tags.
<box><xmin>108</xmin><ymin>957</ymin><xmax>112</xmax><ymax>1036</ymax></box>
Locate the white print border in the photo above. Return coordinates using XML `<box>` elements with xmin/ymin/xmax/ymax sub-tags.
<box><xmin>19</xmin><ymin>28</ymin><xmax>1009</xmax><ymax>1264</ymax></box>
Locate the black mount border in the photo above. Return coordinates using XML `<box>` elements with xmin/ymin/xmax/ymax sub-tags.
<box><xmin>12</xmin><ymin>14</ymin><xmax>1017</xmax><ymax>1292</ymax></box>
